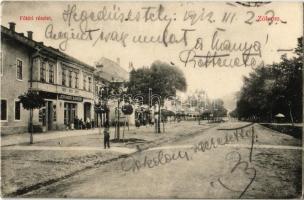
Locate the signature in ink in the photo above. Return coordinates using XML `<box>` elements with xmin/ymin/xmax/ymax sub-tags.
<box><xmin>121</xmin><ymin>150</ymin><xmax>191</xmax><ymax>172</ymax></box>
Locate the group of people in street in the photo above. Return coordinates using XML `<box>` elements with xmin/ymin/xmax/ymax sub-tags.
<box><xmin>73</xmin><ymin>117</ymin><xmax>94</xmax><ymax>130</ymax></box>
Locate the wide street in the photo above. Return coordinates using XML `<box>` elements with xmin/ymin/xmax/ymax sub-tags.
<box><xmin>1</xmin><ymin>120</ymin><xmax>302</xmax><ymax>198</ymax></box>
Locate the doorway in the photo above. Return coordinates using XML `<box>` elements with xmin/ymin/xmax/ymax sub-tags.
<box><xmin>84</xmin><ymin>102</ymin><xmax>91</xmax><ymax>122</ymax></box>
<box><xmin>39</xmin><ymin>101</ymin><xmax>54</xmax><ymax>131</ymax></box>
<box><xmin>64</xmin><ymin>102</ymin><xmax>77</xmax><ymax>127</ymax></box>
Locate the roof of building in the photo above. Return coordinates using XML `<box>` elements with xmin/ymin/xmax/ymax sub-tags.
<box><xmin>94</xmin><ymin>70</ymin><xmax>115</xmax><ymax>82</ymax></box>
<box><xmin>95</xmin><ymin>57</ymin><xmax>129</xmax><ymax>82</ymax></box>
<box><xmin>1</xmin><ymin>24</ymin><xmax>95</xmax><ymax>71</ymax></box>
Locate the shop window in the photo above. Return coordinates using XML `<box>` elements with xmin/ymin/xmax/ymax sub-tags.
<box><xmin>53</xmin><ymin>104</ymin><xmax>57</xmax><ymax>122</ymax></box>
<box><xmin>64</xmin><ymin>103</ymin><xmax>68</xmax><ymax>125</ymax></box>
<box><xmin>71</xmin><ymin>104</ymin><xmax>76</xmax><ymax>123</ymax></box>
<box><xmin>39</xmin><ymin>107</ymin><xmax>46</xmax><ymax>126</ymax></box>
<box><xmin>49</xmin><ymin>64</ymin><xmax>54</xmax><ymax>83</ymax></box>
<box><xmin>15</xmin><ymin>100</ymin><xmax>21</xmax><ymax>120</ymax></box>
<box><xmin>64</xmin><ymin>103</ymin><xmax>77</xmax><ymax>125</ymax></box>
<box><xmin>16</xmin><ymin>59</ymin><xmax>23</xmax><ymax>80</ymax></box>
<box><xmin>1</xmin><ymin>100</ymin><xmax>7</xmax><ymax>121</ymax></box>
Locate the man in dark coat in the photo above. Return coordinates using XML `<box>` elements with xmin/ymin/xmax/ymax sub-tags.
<box><xmin>103</xmin><ymin>123</ymin><xmax>110</xmax><ymax>149</ymax></box>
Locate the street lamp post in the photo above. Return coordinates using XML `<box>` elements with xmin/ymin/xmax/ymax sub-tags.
<box><xmin>151</xmin><ymin>94</ymin><xmax>162</xmax><ymax>133</ymax></box>
<box><xmin>95</xmin><ymin>85</ymin><xmax>109</xmax><ymax>136</ymax></box>
<box><xmin>149</xmin><ymin>88</ymin><xmax>152</xmax><ymax>125</ymax></box>
<box><xmin>213</xmin><ymin>100</ymin><xmax>218</xmax><ymax>122</ymax></box>
<box><xmin>198</xmin><ymin>99</ymin><xmax>201</xmax><ymax>125</ymax></box>
<box><xmin>102</xmin><ymin>85</ymin><xmax>110</xmax><ymax>125</ymax></box>
<box><xmin>113</xmin><ymin>86</ymin><xmax>126</xmax><ymax>141</ymax></box>
<box><xmin>149</xmin><ymin>88</ymin><xmax>152</xmax><ymax>108</ymax></box>
<box><xmin>117</xmin><ymin>98</ymin><xmax>121</xmax><ymax>139</ymax></box>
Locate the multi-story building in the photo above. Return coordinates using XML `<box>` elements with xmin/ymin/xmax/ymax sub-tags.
<box><xmin>1</xmin><ymin>23</ymin><xmax>31</xmax><ymax>134</ymax></box>
<box><xmin>1</xmin><ymin>22</ymin><xmax>95</xmax><ymax>134</ymax></box>
<box><xmin>30</xmin><ymin>46</ymin><xmax>95</xmax><ymax>132</ymax></box>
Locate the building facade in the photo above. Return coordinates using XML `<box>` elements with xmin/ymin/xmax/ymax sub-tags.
<box><xmin>30</xmin><ymin>49</ymin><xmax>95</xmax><ymax>132</ymax></box>
<box><xmin>1</xmin><ymin>23</ymin><xmax>32</xmax><ymax>134</ymax></box>
<box><xmin>1</xmin><ymin>23</ymin><xmax>95</xmax><ymax>135</ymax></box>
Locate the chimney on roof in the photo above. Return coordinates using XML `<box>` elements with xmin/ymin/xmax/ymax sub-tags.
<box><xmin>27</xmin><ymin>31</ymin><xmax>33</xmax><ymax>40</ymax></box>
<box><xmin>9</xmin><ymin>22</ymin><xmax>16</xmax><ymax>31</ymax></box>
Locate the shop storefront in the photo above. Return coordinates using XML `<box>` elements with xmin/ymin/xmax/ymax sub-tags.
<box><xmin>1</xmin><ymin>22</ymin><xmax>95</xmax><ymax>134</ymax></box>
<box><xmin>33</xmin><ymin>91</ymin><xmax>92</xmax><ymax>132</ymax></box>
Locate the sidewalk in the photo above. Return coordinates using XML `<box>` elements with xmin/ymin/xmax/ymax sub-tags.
<box><xmin>260</xmin><ymin>122</ymin><xmax>303</xmax><ymax>127</ymax></box>
<box><xmin>1</xmin><ymin>122</ymin><xmax>191</xmax><ymax>147</ymax></box>
<box><xmin>1</xmin><ymin>127</ymin><xmax>119</xmax><ymax>147</ymax></box>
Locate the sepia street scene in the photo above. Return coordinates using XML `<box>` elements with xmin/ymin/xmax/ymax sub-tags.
<box><xmin>1</xmin><ymin>1</ymin><xmax>303</xmax><ymax>199</ymax></box>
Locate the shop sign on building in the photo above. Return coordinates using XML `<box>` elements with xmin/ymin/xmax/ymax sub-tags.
<box><xmin>58</xmin><ymin>94</ymin><xmax>83</xmax><ymax>102</ymax></box>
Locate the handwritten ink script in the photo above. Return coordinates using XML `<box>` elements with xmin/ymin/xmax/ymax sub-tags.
<box><xmin>178</xmin><ymin>28</ymin><xmax>265</xmax><ymax>69</ymax></box>
<box><xmin>209</xmin><ymin>151</ymin><xmax>257</xmax><ymax>198</ymax></box>
<box><xmin>121</xmin><ymin>124</ymin><xmax>258</xmax><ymax>198</ymax></box>
<box><xmin>121</xmin><ymin>125</ymin><xmax>256</xmax><ymax>172</ymax></box>
<box><xmin>43</xmin><ymin>3</ymin><xmax>290</xmax><ymax>69</ymax></box>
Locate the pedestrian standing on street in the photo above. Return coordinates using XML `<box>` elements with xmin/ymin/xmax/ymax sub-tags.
<box><xmin>104</xmin><ymin>123</ymin><xmax>110</xmax><ymax>149</ymax></box>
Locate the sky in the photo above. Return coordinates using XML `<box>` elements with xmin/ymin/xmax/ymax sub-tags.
<box><xmin>2</xmin><ymin>1</ymin><xmax>302</xmax><ymax>99</ymax></box>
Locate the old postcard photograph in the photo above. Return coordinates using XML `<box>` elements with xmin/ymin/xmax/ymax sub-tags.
<box><xmin>0</xmin><ymin>1</ymin><xmax>303</xmax><ymax>198</ymax></box>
